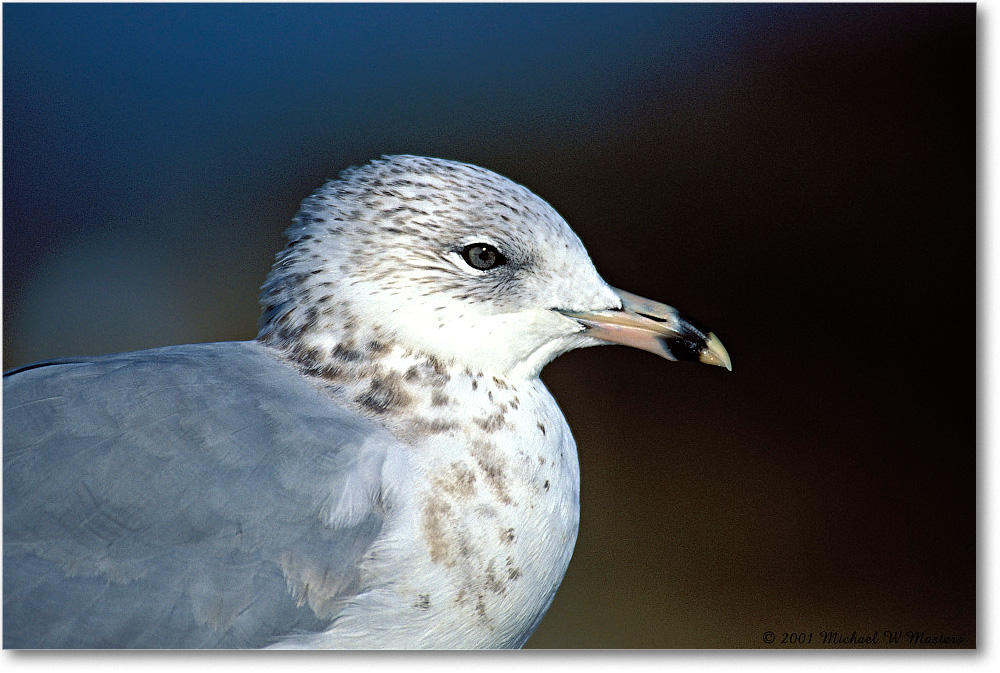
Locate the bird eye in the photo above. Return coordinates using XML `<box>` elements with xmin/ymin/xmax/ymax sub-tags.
<box><xmin>462</xmin><ymin>243</ymin><xmax>507</xmax><ymax>271</ymax></box>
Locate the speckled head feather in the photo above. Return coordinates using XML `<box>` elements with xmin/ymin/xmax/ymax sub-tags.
<box><xmin>258</xmin><ymin>155</ymin><xmax>620</xmax><ymax>379</ymax></box>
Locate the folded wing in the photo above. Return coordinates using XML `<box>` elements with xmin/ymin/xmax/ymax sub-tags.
<box><xmin>3</xmin><ymin>341</ymin><xmax>394</xmax><ymax>648</ymax></box>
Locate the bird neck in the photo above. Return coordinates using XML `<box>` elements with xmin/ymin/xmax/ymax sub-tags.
<box><xmin>258</xmin><ymin>331</ymin><xmax>529</xmax><ymax>443</ymax></box>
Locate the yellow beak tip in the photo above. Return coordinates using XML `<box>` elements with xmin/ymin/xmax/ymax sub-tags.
<box><xmin>699</xmin><ymin>333</ymin><xmax>732</xmax><ymax>371</ymax></box>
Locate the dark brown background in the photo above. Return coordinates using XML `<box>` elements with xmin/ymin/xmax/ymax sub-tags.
<box><xmin>3</xmin><ymin>4</ymin><xmax>975</xmax><ymax>647</ymax></box>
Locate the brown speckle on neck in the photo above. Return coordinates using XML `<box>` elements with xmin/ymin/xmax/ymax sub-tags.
<box><xmin>355</xmin><ymin>371</ymin><xmax>413</xmax><ymax>415</ymax></box>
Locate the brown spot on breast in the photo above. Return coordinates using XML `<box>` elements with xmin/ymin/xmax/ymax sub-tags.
<box><xmin>435</xmin><ymin>462</ymin><xmax>477</xmax><ymax>500</ymax></box>
<box><xmin>537</xmin><ymin>422</ymin><xmax>546</xmax><ymax>435</ymax></box>
<box><xmin>500</xmin><ymin>527</ymin><xmax>515</xmax><ymax>545</ymax></box>
<box><xmin>421</xmin><ymin>497</ymin><xmax>454</xmax><ymax>566</ymax></box>
<box><xmin>407</xmin><ymin>417</ymin><xmax>461</xmax><ymax>436</ymax></box>
<box><xmin>402</xmin><ymin>356</ymin><xmax>451</xmax><ymax>389</ymax></box>
<box><xmin>472</xmin><ymin>441</ymin><xmax>512</xmax><ymax>506</ymax></box>
<box><xmin>474</xmin><ymin>411</ymin><xmax>509</xmax><ymax>433</ymax></box>
<box><xmin>431</xmin><ymin>390</ymin><xmax>451</xmax><ymax>407</ymax></box>
<box><xmin>478</xmin><ymin>461</ymin><xmax>510</xmax><ymax>505</ymax></box>
<box><xmin>413</xmin><ymin>595</ymin><xmax>431</xmax><ymax>610</ymax></box>
<box><xmin>483</xmin><ymin>559</ymin><xmax>506</xmax><ymax>595</ymax></box>
<box><xmin>406</xmin><ymin>417</ymin><xmax>461</xmax><ymax>437</ymax></box>
<box><xmin>505</xmin><ymin>556</ymin><xmax>522</xmax><ymax>582</ymax></box>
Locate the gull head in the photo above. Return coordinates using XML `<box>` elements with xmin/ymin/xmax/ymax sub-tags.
<box><xmin>258</xmin><ymin>155</ymin><xmax>729</xmax><ymax>379</ymax></box>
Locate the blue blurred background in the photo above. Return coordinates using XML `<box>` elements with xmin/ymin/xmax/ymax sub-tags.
<box><xmin>3</xmin><ymin>3</ymin><xmax>974</xmax><ymax>648</ymax></box>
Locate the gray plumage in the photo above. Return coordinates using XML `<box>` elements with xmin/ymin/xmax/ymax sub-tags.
<box><xmin>4</xmin><ymin>342</ymin><xmax>389</xmax><ymax>648</ymax></box>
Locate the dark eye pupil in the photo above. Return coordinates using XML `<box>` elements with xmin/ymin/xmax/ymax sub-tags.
<box><xmin>462</xmin><ymin>243</ymin><xmax>506</xmax><ymax>270</ymax></box>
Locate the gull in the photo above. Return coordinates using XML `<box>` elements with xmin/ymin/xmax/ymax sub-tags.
<box><xmin>3</xmin><ymin>155</ymin><xmax>730</xmax><ymax>649</ymax></box>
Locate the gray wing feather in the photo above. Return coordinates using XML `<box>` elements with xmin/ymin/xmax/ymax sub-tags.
<box><xmin>3</xmin><ymin>341</ymin><xmax>395</xmax><ymax>648</ymax></box>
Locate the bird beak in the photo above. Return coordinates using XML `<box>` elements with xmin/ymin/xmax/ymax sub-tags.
<box><xmin>558</xmin><ymin>287</ymin><xmax>732</xmax><ymax>371</ymax></box>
